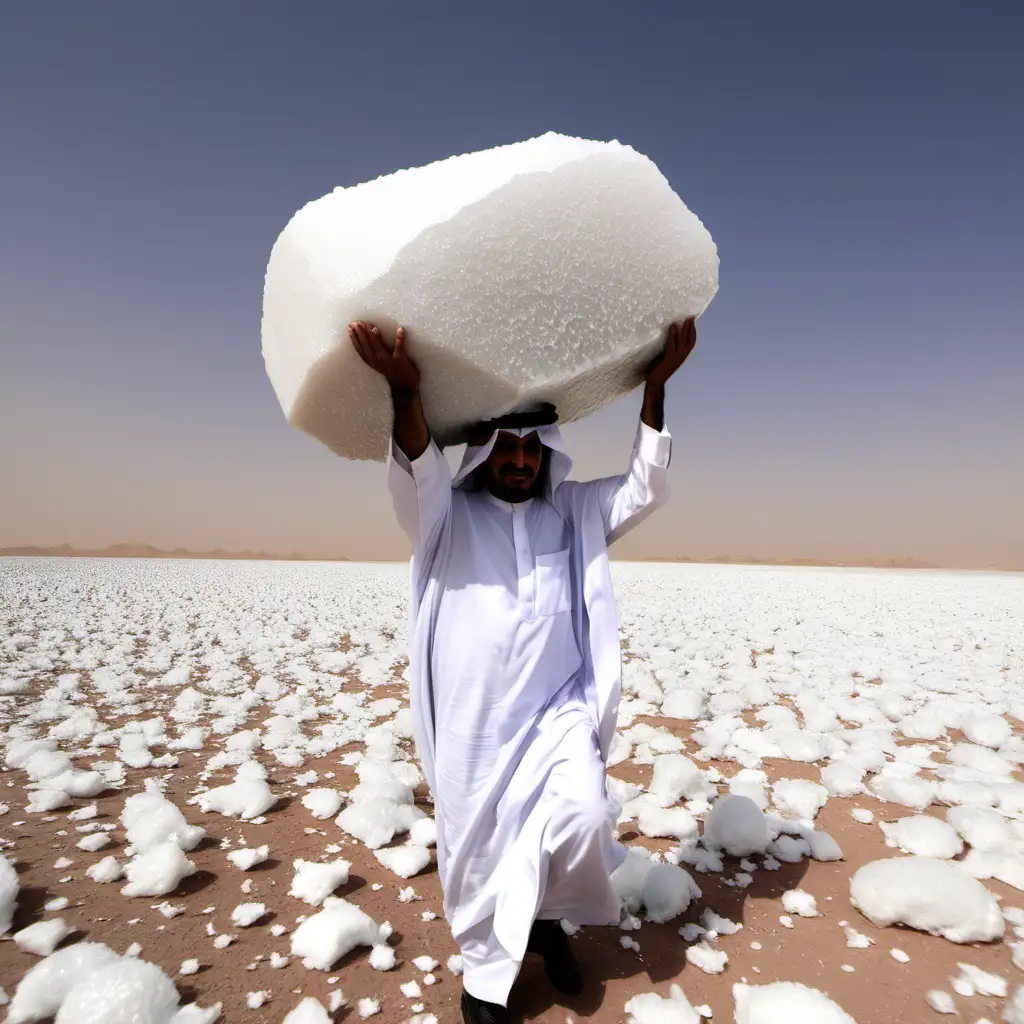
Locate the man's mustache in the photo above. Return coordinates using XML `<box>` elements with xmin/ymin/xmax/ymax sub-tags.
<box><xmin>500</xmin><ymin>464</ymin><xmax>534</xmax><ymax>477</ymax></box>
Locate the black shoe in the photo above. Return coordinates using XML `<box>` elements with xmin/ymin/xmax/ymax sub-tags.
<box><xmin>461</xmin><ymin>988</ymin><xmax>512</xmax><ymax>1024</ymax></box>
<box><xmin>527</xmin><ymin>919</ymin><xmax>584</xmax><ymax>997</ymax></box>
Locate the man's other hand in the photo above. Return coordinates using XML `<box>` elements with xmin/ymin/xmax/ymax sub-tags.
<box><xmin>645</xmin><ymin>318</ymin><xmax>696</xmax><ymax>388</ymax></box>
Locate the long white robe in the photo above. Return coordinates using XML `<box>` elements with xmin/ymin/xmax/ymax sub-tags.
<box><xmin>388</xmin><ymin>418</ymin><xmax>671</xmax><ymax>1004</ymax></box>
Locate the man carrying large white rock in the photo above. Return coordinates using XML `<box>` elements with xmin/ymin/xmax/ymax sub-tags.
<box><xmin>351</xmin><ymin>317</ymin><xmax>695</xmax><ymax>1023</ymax></box>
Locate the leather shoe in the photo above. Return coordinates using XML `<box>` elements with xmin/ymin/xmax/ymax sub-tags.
<box><xmin>527</xmin><ymin>919</ymin><xmax>584</xmax><ymax>996</ymax></box>
<box><xmin>461</xmin><ymin>988</ymin><xmax>512</xmax><ymax>1023</ymax></box>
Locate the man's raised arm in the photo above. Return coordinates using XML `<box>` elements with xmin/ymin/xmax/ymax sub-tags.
<box><xmin>349</xmin><ymin>322</ymin><xmax>451</xmax><ymax>552</ymax></box>
<box><xmin>588</xmin><ymin>319</ymin><xmax>697</xmax><ymax>544</ymax></box>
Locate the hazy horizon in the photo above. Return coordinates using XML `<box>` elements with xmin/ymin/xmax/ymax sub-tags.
<box><xmin>2</xmin><ymin>4</ymin><xmax>1022</xmax><ymax>570</ymax></box>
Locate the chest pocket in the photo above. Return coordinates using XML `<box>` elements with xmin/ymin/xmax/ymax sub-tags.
<box><xmin>534</xmin><ymin>548</ymin><xmax>572</xmax><ymax>617</ymax></box>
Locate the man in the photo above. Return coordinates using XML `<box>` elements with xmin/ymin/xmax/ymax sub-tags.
<box><xmin>350</xmin><ymin>318</ymin><xmax>696</xmax><ymax>1024</ymax></box>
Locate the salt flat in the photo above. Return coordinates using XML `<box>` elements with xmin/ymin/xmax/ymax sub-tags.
<box><xmin>0</xmin><ymin>557</ymin><xmax>1021</xmax><ymax>1022</ymax></box>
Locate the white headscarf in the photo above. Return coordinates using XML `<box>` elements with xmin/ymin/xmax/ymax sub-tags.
<box><xmin>451</xmin><ymin>425</ymin><xmax>572</xmax><ymax>501</ymax></box>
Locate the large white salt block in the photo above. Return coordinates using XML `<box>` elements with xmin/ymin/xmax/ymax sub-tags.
<box><xmin>262</xmin><ymin>131</ymin><xmax>718</xmax><ymax>461</ymax></box>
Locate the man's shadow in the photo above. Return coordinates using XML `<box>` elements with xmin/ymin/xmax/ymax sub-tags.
<box><xmin>510</xmin><ymin>850</ymin><xmax>809</xmax><ymax>1021</ymax></box>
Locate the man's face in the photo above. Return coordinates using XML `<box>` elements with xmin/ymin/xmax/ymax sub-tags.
<box><xmin>480</xmin><ymin>431</ymin><xmax>545</xmax><ymax>502</ymax></box>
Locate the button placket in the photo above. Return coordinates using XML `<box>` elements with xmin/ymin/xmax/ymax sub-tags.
<box><xmin>511</xmin><ymin>503</ymin><xmax>532</xmax><ymax>613</ymax></box>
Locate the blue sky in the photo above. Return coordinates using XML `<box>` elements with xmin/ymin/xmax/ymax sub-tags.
<box><xmin>1</xmin><ymin>2</ymin><xmax>1021</xmax><ymax>566</ymax></box>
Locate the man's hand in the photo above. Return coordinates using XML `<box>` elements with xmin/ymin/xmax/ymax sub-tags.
<box><xmin>349</xmin><ymin>321</ymin><xmax>429</xmax><ymax>460</ymax></box>
<box><xmin>645</xmin><ymin>318</ymin><xmax>697</xmax><ymax>388</ymax></box>
<box><xmin>349</xmin><ymin>322</ymin><xmax>420</xmax><ymax>393</ymax></box>
<box><xmin>641</xmin><ymin>318</ymin><xmax>696</xmax><ymax>432</ymax></box>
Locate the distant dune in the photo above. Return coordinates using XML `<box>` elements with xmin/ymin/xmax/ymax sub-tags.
<box><xmin>0</xmin><ymin>542</ymin><xmax>348</xmax><ymax>562</ymax></box>
<box><xmin>3</xmin><ymin>543</ymin><xmax>1019</xmax><ymax>571</ymax></box>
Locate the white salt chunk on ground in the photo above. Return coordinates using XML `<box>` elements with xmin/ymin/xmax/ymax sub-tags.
<box><xmin>289</xmin><ymin>858</ymin><xmax>352</xmax><ymax>904</ymax></box>
<box><xmin>76</xmin><ymin>832</ymin><xmax>110</xmax><ymax>852</ymax></box>
<box><xmin>86</xmin><ymin>856</ymin><xmax>122</xmax><ymax>883</ymax></box>
<box><xmin>369</xmin><ymin>944</ymin><xmax>397</xmax><ymax>970</ymax></box>
<box><xmin>946</xmin><ymin>805</ymin><xmax>1015</xmax><ymax>851</ymax></box>
<box><xmin>924</xmin><ymin>990</ymin><xmax>957</xmax><ymax>1014</ymax></box>
<box><xmin>197</xmin><ymin>768</ymin><xmax>277</xmax><ymax>819</ymax></box>
<box><xmin>5</xmin><ymin>941</ymin><xmax>122</xmax><ymax>1024</ymax></box>
<box><xmin>624</xmin><ymin>982</ymin><xmax>702</xmax><ymax>1023</ymax></box>
<box><xmin>1005</xmin><ymin>985</ymin><xmax>1024</xmax><ymax>1024</ymax></box>
<box><xmin>772</xmin><ymin>779</ymin><xmax>829</xmax><ymax>820</ymax></box>
<box><xmin>851</xmin><ymin>809</ymin><xmax>874</xmax><ymax>824</ymax></box>
<box><xmin>290</xmin><ymin>897</ymin><xmax>380</xmax><ymax>970</ymax></box>
<box><xmin>336</xmin><ymin>799</ymin><xmax>421</xmax><ymax>849</ymax></box>
<box><xmin>262</xmin><ymin>131</ymin><xmax>719</xmax><ymax>461</ymax></box>
<box><xmin>701</xmin><ymin>908</ymin><xmax>741</xmax><ymax>936</ymax></box>
<box><xmin>612</xmin><ymin>847</ymin><xmax>656</xmax><ymax>913</ymax></box>
<box><xmin>230</xmin><ymin>903</ymin><xmax>266</xmax><ymax>927</ymax></box>
<box><xmin>962</xmin><ymin>713</ymin><xmax>1012</xmax><ymax>749</ymax></box>
<box><xmin>227</xmin><ymin>844</ymin><xmax>269</xmax><ymax>870</ymax></box>
<box><xmin>685</xmin><ymin>942</ymin><xmax>727</xmax><ymax>974</ymax></box>
<box><xmin>400</xmin><ymin>980</ymin><xmax>422</xmax><ymax>998</ymax></box>
<box><xmin>870</xmin><ymin>773</ymin><xmax>935</xmax><ymax>811</ymax></box>
<box><xmin>121</xmin><ymin>787</ymin><xmax>205</xmax><ymax>853</ymax></box>
<box><xmin>820</xmin><ymin>761</ymin><xmax>865</xmax><ymax>797</ymax></box>
<box><xmin>447</xmin><ymin>954</ymin><xmax>464</xmax><ymax>975</ymax></box>
<box><xmin>781</xmin><ymin>890</ymin><xmax>819</xmax><ymax>917</ymax></box>
<box><xmin>213</xmin><ymin>934</ymin><xmax>232</xmax><ymax>948</ymax></box>
<box><xmin>301</xmin><ymin>789</ymin><xmax>343</xmax><ymax>819</ymax></box>
<box><xmin>357</xmin><ymin>996</ymin><xmax>381</xmax><ymax>1018</ymax></box>
<box><xmin>120</xmin><ymin>842</ymin><xmax>196</xmax><ymax>897</ymax></box>
<box><xmin>68</xmin><ymin>803</ymin><xmax>98</xmax><ymax>821</ymax></box>
<box><xmin>374</xmin><ymin>844</ymin><xmax>431</xmax><ymax>878</ymax></box>
<box><xmin>0</xmin><ymin>855</ymin><xmax>19</xmax><ymax>933</ymax></box>
<box><xmin>850</xmin><ymin>856</ymin><xmax>1003</xmax><ymax>942</ymax></box>
<box><xmin>412</xmin><ymin>956</ymin><xmax>438</xmax><ymax>972</ymax></box>
<box><xmin>642</xmin><ymin>863</ymin><xmax>701</xmax><ymax>924</ymax></box>
<box><xmin>638</xmin><ymin>805</ymin><xmax>698</xmax><ymax>841</ymax></box>
<box><xmin>53</xmin><ymin>958</ymin><xmax>178</xmax><ymax>1024</ymax></box>
<box><xmin>844</xmin><ymin>926</ymin><xmax>872</xmax><ymax>948</ymax></box>
<box><xmin>733</xmin><ymin>981</ymin><xmax>856</xmax><ymax>1023</ymax></box>
<box><xmin>649</xmin><ymin>754</ymin><xmax>715</xmax><ymax>805</ymax></box>
<box><xmin>409</xmin><ymin>817</ymin><xmax>437</xmax><ymax>848</ymax></box>
<box><xmin>246</xmin><ymin>991</ymin><xmax>269</xmax><ymax>1008</ymax></box>
<box><xmin>890</xmin><ymin>948</ymin><xmax>910</xmax><ymax>962</ymax></box>
<box><xmin>955</xmin><ymin>962</ymin><xmax>1006</xmax><ymax>997</ymax></box>
<box><xmin>282</xmin><ymin>996</ymin><xmax>331</xmax><ymax>1023</ymax></box>
<box><xmin>45</xmin><ymin>897</ymin><xmax>69</xmax><ymax>912</ymax></box>
<box><xmin>703</xmin><ymin>794</ymin><xmax>771</xmax><ymax>857</ymax></box>
<box><xmin>179</xmin><ymin>959</ymin><xmax>200</xmax><ymax>975</ymax></box>
<box><xmin>880</xmin><ymin>815</ymin><xmax>963</xmax><ymax>858</ymax></box>
<box><xmin>14</xmin><ymin>918</ymin><xmax>75</xmax><ymax>956</ymax></box>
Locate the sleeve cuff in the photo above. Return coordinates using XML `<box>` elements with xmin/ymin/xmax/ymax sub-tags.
<box><xmin>388</xmin><ymin>436</ymin><xmax>444</xmax><ymax>481</ymax></box>
<box><xmin>636</xmin><ymin>420</ymin><xmax>672</xmax><ymax>469</ymax></box>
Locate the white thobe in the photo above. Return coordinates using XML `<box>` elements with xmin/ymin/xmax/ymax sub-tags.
<box><xmin>389</xmin><ymin>418</ymin><xmax>671</xmax><ymax>1005</ymax></box>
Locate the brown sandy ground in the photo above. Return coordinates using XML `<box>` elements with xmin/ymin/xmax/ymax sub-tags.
<box><xmin>1</xmin><ymin>690</ymin><xmax>1021</xmax><ymax>1023</ymax></box>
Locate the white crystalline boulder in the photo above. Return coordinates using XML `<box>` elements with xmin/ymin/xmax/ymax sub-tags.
<box><xmin>849</xmin><ymin>856</ymin><xmax>1004</xmax><ymax>943</ymax></box>
<box><xmin>301</xmin><ymin>788</ymin><xmax>343</xmax><ymax>820</ymax></box>
<box><xmin>262</xmin><ymin>131</ymin><xmax>718</xmax><ymax>460</ymax></box>
<box><xmin>733</xmin><ymin>982</ymin><xmax>856</xmax><ymax>1023</ymax></box>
